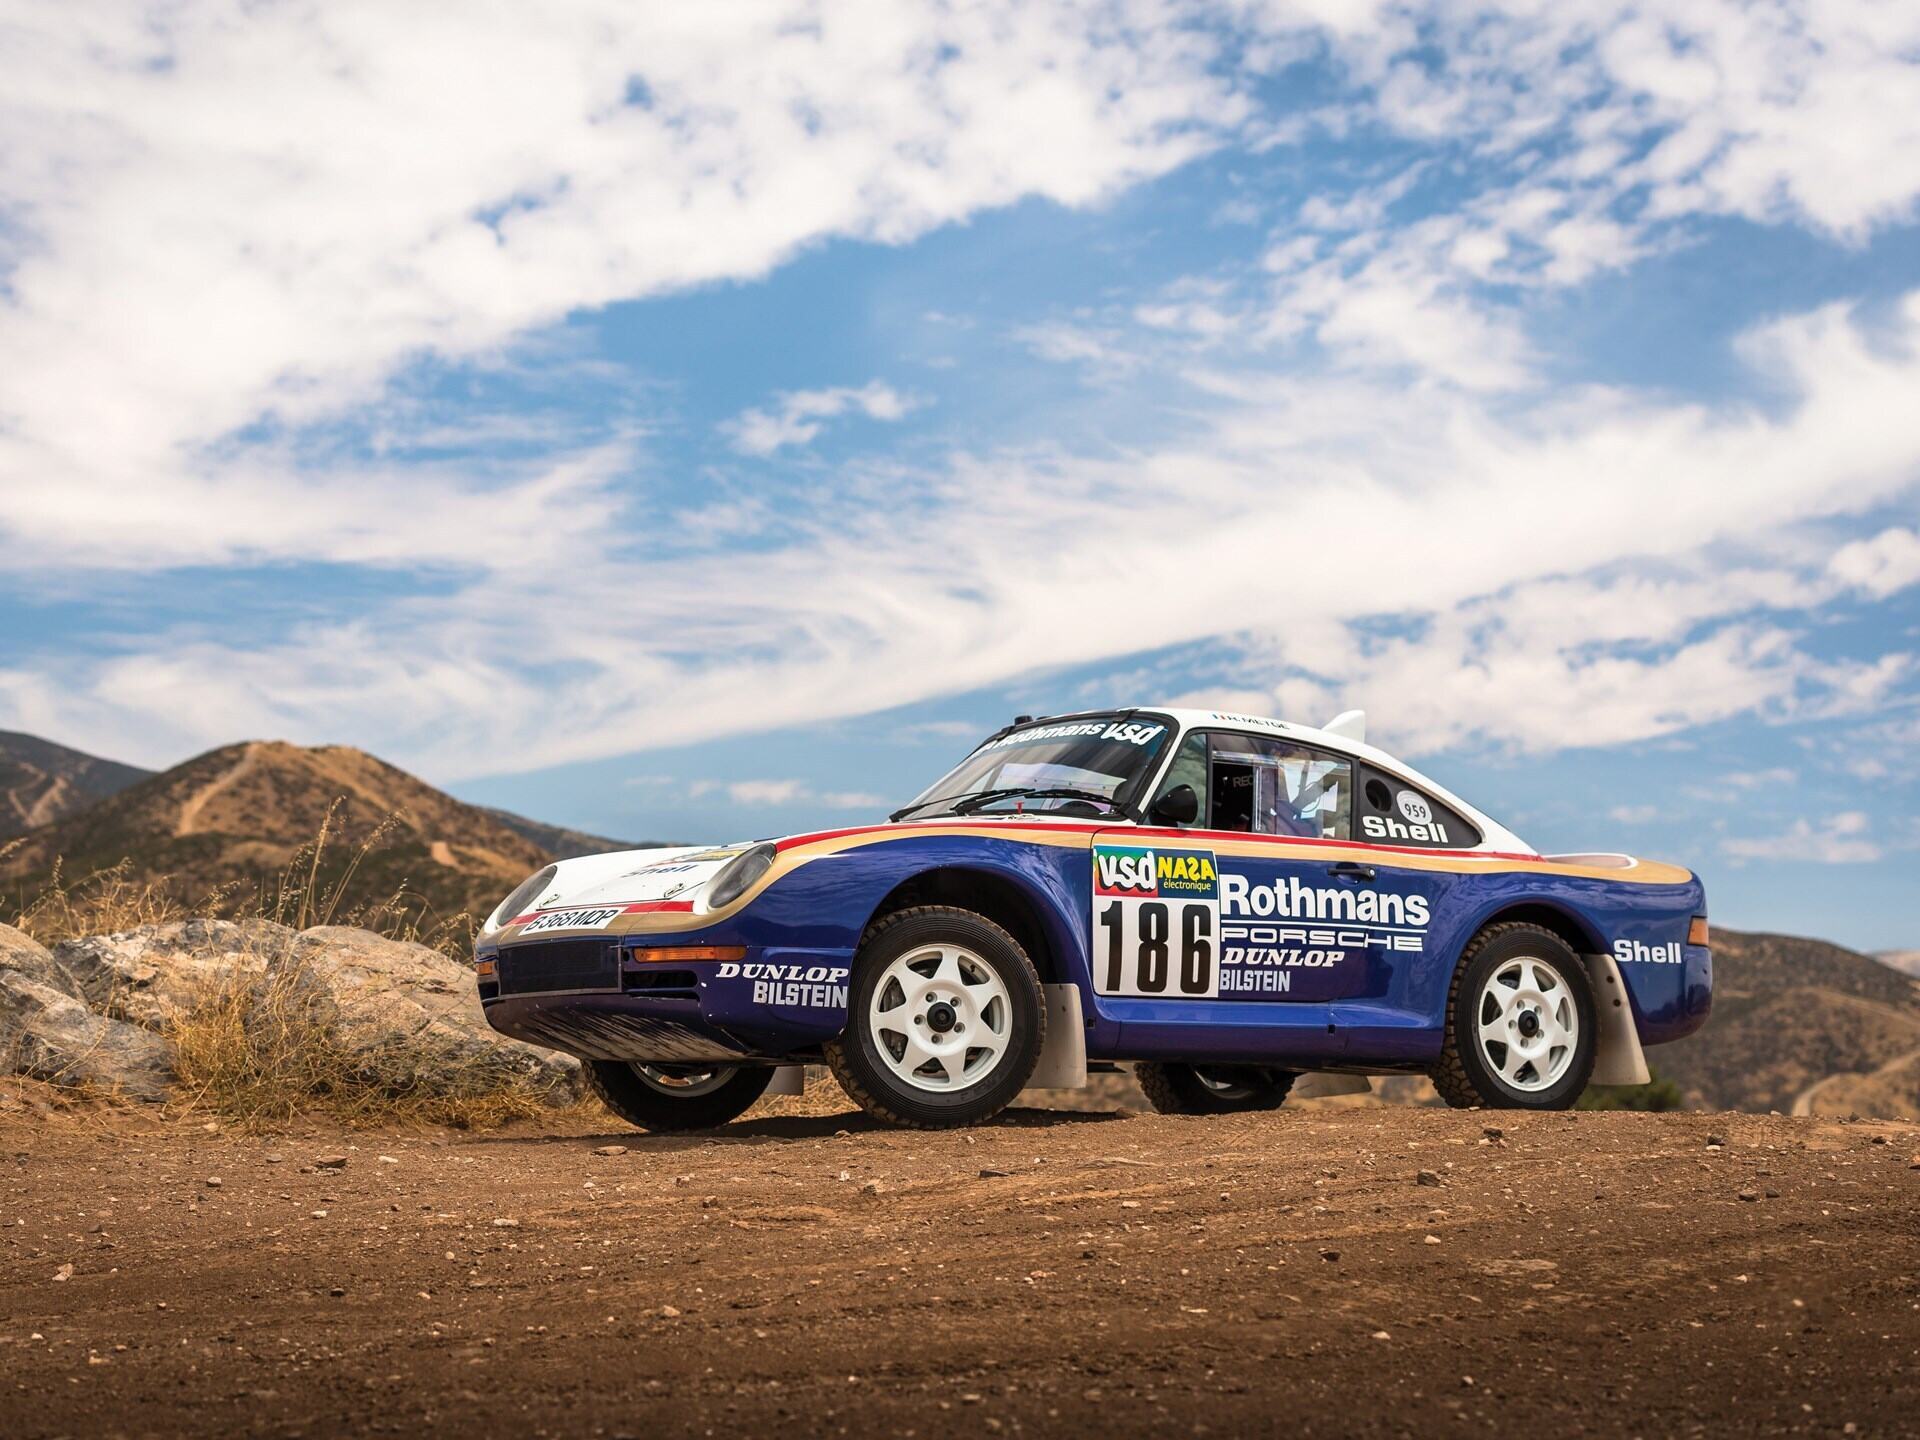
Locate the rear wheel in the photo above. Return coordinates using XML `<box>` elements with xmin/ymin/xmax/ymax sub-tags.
<box><xmin>1431</xmin><ymin>922</ymin><xmax>1596</xmax><ymax>1110</ymax></box>
<box><xmin>1136</xmin><ymin>1062</ymin><xmax>1296</xmax><ymax>1115</ymax></box>
<box><xmin>825</xmin><ymin>906</ymin><xmax>1044</xmax><ymax>1128</ymax></box>
<box><xmin>583</xmin><ymin>1061</ymin><xmax>772</xmax><ymax>1132</ymax></box>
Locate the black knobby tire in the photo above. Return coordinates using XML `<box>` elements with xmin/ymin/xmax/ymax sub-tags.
<box><xmin>1135</xmin><ymin>1062</ymin><xmax>1296</xmax><ymax>1115</ymax></box>
<box><xmin>1431</xmin><ymin>922</ymin><xmax>1597</xmax><ymax>1110</ymax></box>
<box><xmin>583</xmin><ymin>1061</ymin><xmax>772</xmax><ymax>1132</ymax></box>
<box><xmin>824</xmin><ymin>905</ymin><xmax>1045</xmax><ymax>1129</ymax></box>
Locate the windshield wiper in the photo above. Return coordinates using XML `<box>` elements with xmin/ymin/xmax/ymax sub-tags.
<box><xmin>952</xmin><ymin>786</ymin><xmax>1127</xmax><ymax>815</ymax></box>
<box><xmin>888</xmin><ymin>788</ymin><xmax>1019</xmax><ymax>822</ymax></box>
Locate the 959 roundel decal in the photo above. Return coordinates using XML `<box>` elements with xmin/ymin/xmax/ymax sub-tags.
<box><xmin>1092</xmin><ymin>845</ymin><xmax>1220</xmax><ymax>998</ymax></box>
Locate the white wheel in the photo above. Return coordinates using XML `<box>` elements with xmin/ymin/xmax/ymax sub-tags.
<box><xmin>631</xmin><ymin>1064</ymin><xmax>737</xmax><ymax>1098</ymax></box>
<box><xmin>1474</xmin><ymin>955</ymin><xmax>1580</xmax><ymax>1093</ymax></box>
<box><xmin>867</xmin><ymin>942</ymin><xmax>1013</xmax><ymax>1093</ymax></box>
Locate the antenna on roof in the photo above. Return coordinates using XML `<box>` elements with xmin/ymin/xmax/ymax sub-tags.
<box><xmin>1323</xmin><ymin>709</ymin><xmax>1366</xmax><ymax>743</ymax></box>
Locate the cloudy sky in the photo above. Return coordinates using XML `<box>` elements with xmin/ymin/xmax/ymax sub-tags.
<box><xmin>1</xmin><ymin>2</ymin><xmax>1917</xmax><ymax>948</ymax></box>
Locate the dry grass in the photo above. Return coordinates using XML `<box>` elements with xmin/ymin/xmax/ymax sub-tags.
<box><xmin>3</xmin><ymin>809</ymin><xmax>553</xmax><ymax>1131</ymax></box>
<box><xmin>166</xmin><ymin>954</ymin><xmax>566</xmax><ymax>1131</ymax></box>
<box><xmin>3</xmin><ymin>804</ymin><xmax>478</xmax><ymax>959</ymax></box>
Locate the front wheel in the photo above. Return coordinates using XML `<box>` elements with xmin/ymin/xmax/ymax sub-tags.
<box><xmin>1431</xmin><ymin>923</ymin><xmax>1597</xmax><ymax>1109</ymax></box>
<box><xmin>582</xmin><ymin>1061</ymin><xmax>772</xmax><ymax>1132</ymax></box>
<box><xmin>1136</xmin><ymin>1062</ymin><xmax>1296</xmax><ymax>1115</ymax></box>
<box><xmin>824</xmin><ymin>906</ymin><xmax>1045</xmax><ymax>1128</ymax></box>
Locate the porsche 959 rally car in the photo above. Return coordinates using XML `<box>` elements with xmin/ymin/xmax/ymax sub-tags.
<box><xmin>475</xmin><ymin>708</ymin><xmax>1710</xmax><ymax>1130</ymax></box>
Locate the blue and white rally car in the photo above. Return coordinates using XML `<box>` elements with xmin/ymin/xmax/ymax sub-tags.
<box><xmin>476</xmin><ymin>708</ymin><xmax>1711</xmax><ymax>1130</ymax></box>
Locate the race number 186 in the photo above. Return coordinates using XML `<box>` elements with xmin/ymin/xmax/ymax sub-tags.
<box><xmin>1095</xmin><ymin>898</ymin><xmax>1217</xmax><ymax>997</ymax></box>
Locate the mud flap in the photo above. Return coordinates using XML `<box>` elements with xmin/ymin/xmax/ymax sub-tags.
<box><xmin>1582</xmin><ymin>951</ymin><xmax>1651</xmax><ymax>1086</ymax></box>
<box><xmin>764</xmin><ymin>1065</ymin><xmax>807</xmax><ymax>1097</ymax></box>
<box><xmin>1022</xmin><ymin>984</ymin><xmax>1087</xmax><ymax>1091</ymax></box>
<box><xmin>1292</xmin><ymin>1072</ymin><xmax>1372</xmax><ymax>1099</ymax></box>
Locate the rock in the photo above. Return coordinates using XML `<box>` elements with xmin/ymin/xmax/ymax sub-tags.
<box><xmin>53</xmin><ymin>1262</ymin><xmax>73</xmax><ymax>1281</ymax></box>
<box><xmin>1869</xmin><ymin>1135</ymin><xmax>1888</xmax><ymax>1146</ymax></box>
<box><xmin>0</xmin><ymin>970</ymin><xmax>174</xmax><ymax>1100</ymax></box>
<box><xmin>1707</xmin><ymin>1134</ymin><xmax>1727</xmax><ymax>1148</ymax></box>
<box><xmin>51</xmin><ymin>920</ymin><xmax>296</xmax><ymax>1029</ymax></box>
<box><xmin>1738</xmin><ymin>1188</ymin><xmax>1759</xmax><ymax>1202</ymax></box>
<box><xmin>315</xmin><ymin>1154</ymin><xmax>349</xmax><ymax>1170</ymax></box>
<box><xmin>658</xmin><ymin>1304</ymin><xmax>680</xmax><ymax>1318</ymax></box>
<box><xmin>1909</xmin><ymin>1153</ymin><xmax>1920</xmax><ymax>1170</ymax></box>
<box><xmin>204</xmin><ymin>1177</ymin><xmax>222</xmax><ymax>1189</ymax></box>
<box><xmin>859</xmin><ymin>1180</ymin><xmax>885</xmax><ymax>1196</ymax></box>
<box><xmin>293</xmin><ymin>927</ymin><xmax>580</xmax><ymax>1102</ymax></box>
<box><xmin>979</xmin><ymin>1167</ymin><xmax>1011</xmax><ymax>1178</ymax></box>
<box><xmin>593</xmin><ymin>1145</ymin><xmax>628</xmax><ymax>1157</ymax></box>
<box><xmin>1318</xmin><ymin>1248</ymin><xmax>1340</xmax><ymax>1262</ymax></box>
<box><xmin>1424</xmin><ymin>1234</ymin><xmax>1442</xmax><ymax>1245</ymax></box>
<box><xmin>1415</xmin><ymin>1170</ymin><xmax>1442</xmax><ymax>1187</ymax></box>
<box><xmin>0</xmin><ymin>924</ymin><xmax>77</xmax><ymax>995</ymax></box>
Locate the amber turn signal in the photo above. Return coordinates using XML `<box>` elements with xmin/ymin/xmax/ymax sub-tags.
<box><xmin>474</xmin><ymin>958</ymin><xmax>497</xmax><ymax>978</ymax></box>
<box><xmin>629</xmin><ymin>945</ymin><xmax>748</xmax><ymax>963</ymax></box>
<box><xmin>1687</xmin><ymin>916</ymin><xmax>1710</xmax><ymax>947</ymax></box>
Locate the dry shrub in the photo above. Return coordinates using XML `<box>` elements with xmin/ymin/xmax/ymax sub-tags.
<box><xmin>167</xmin><ymin>953</ymin><xmax>561</xmax><ymax>1131</ymax></box>
<box><xmin>4</xmin><ymin>810</ymin><xmax>546</xmax><ymax>1130</ymax></box>
<box><xmin>5</xmin><ymin>851</ymin><xmax>199</xmax><ymax>946</ymax></box>
<box><xmin>4</xmin><ymin>803</ymin><xmax>478</xmax><ymax>960</ymax></box>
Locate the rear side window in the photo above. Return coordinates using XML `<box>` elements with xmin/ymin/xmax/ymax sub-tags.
<box><xmin>1206</xmin><ymin>732</ymin><xmax>1351</xmax><ymax>839</ymax></box>
<box><xmin>1357</xmin><ymin>765</ymin><xmax>1479</xmax><ymax>848</ymax></box>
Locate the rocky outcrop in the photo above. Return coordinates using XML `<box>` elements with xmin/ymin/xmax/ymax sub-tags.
<box><xmin>3</xmin><ymin>920</ymin><xmax>577</xmax><ymax>1105</ymax></box>
<box><xmin>292</xmin><ymin>925</ymin><xmax>578</xmax><ymax>1099</ymax></box>
<box><xmin>0</xmin><ymin>924</ymin><xmax>174</xmax><ymax>1099</ymax></box>
<box><xmin>52</xmin><ymin>918</ymin><xmax>291</xmax><ymax>1028</ymax></box>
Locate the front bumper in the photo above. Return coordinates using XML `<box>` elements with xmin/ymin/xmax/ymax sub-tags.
<box><xmin>478</xmin><ymin>940</ymin><xmax>852</xmax><ymax>1064</ymax></box>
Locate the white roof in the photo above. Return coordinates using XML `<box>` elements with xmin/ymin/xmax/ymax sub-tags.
<box><xmin>1122</xmin><ymin>705</ymin><xmax>1533</xmax><ymax>855</ymax></box>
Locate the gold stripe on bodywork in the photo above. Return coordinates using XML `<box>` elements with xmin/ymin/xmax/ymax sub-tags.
<box><xmin>493</xmin><ymin>823</ymin><xmax>1691</xmax><ymax>943</ymax></box>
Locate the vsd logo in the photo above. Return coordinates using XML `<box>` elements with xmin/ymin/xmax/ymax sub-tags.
<box><xmin>1094</xmin><ymin>846</ymin><xmax>1158</xmax><ymax>896</ymax></box>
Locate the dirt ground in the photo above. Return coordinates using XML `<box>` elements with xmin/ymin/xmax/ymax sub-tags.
<box><xmin>3</xmin><ymin>1090</ymin><xmax>1917</xmax><ymax>1439</ymax></box>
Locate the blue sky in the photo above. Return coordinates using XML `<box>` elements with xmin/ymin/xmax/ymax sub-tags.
<box><xmin>1</xmin><ymin>3</ymin><xmax>1917</xmax><ymax>950</ymax></box>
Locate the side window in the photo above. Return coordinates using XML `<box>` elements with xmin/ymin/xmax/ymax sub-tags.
<box><xmin>1204</xmin><ymin>733</ymin><xmax>1351</xmax><ymax>840</ymax></box>
<box><xmin>1357</xmin><ymin>765</ymin><xmax>1480</xmax><ymax>848</ymax></box>
<box><xmin>1150</xmin><ymin>728</ymin><xmax>1211</xmax><ymax>826</ymax></box>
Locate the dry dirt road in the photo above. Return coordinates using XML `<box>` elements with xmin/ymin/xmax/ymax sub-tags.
<box><xmin>2</xmin><ymin>1099</ymin><xmax>1916</xmax><ymax>1439</ymax></box>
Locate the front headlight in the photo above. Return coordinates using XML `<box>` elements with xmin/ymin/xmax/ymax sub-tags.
<box><xmin>699</xmin><ymin>842</ymin><xmax>776</xmax><ymax>913</ymax></box>
<box><xmin>487</xmin><ymin>864</ymin><xmax>557</xmax><ymax>932</ymax></box>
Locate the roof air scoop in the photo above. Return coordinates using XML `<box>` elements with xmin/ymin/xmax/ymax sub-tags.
<box><xmin>1323</xmin><ymin>709</ymin><xmax>1366</xmax><ymax>743</ymax></box>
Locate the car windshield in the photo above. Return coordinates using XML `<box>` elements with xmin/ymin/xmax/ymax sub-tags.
<box><xmin>897</xmin><ymin>715</ymin><xmax>1172</xmax><ymax>819</ymax></box>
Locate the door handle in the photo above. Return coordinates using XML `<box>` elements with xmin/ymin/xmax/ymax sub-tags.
<box><xmin>1329</xmin><ymin>862</ymin><xmax>1376</xmax><ymax>882</ymax></box>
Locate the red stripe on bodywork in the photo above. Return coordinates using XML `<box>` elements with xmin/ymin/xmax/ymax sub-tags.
<box><xmin>509</xmin><ymin>899</ymin><xmax>697</xmax><ymax>925</ymax></box>
<box><xmin>775</xmin><ymin>819</ymin><xmax>1540</xmax><ymax>864</ymax></box>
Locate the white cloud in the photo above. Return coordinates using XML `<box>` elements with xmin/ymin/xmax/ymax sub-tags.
<box><xmin>1011</xmin><ymin>321</ymin><xmax>1141</xmax><ymax>373</ymax></box>
<box><xmin>722</xmin><ymin>382</ymin><xmax>918</xmax><ymax>456</ymax></box>
<box><xmin>1607</xmin><ymin>805</ymin><xmax>1660</xmax><ymax>825</ymax></box>
<box><xmin>17</xmin><ymin>288</ymin><xmax>1920</xmax><ymax>776</ymax></box>
<box><xmin>1724</xmin><ymin>811</ymin><xmax>1883</xmax><ymax>865</ymax></box>
<box><xmin>689</xmin><ymin>777</ymin><xmax>881</xmax><ymax>810</ymax></box>
<box><xmin>0</xmin><ymin>1</ymin><xmax>1239</xmax><ymax>568</ymax></box>
<box><xmin>4</xmin><ymin>2</ymin><xmax>1920</xmax><ymax>780</ymax></box>
<box><xmin>1830</xmin><ymin>527</ymin><xmax>1920</xmax><ymax>599</ymax></box>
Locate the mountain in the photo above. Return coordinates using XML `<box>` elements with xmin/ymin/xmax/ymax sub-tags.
<box><xmin>477</xmin><ymin>806</ymin><xmax>633</xmax><ymax>861</ymax></box>
<box><xmin>0</xmin><ymin>731</ymin><xmax>154</xmax><ymax>839</ymax></box>
<box><xmin>0</xmin><ymin>741</ymin><xmax>579</xmax><ymax>927</ymax></box>
<box><xmin>1876</xmin><ymin>950</ymin><xmax>1920</xmax><ymax>979</ymax></box>
<box><xmin>1656</xmin><ymin>928</ymin><xmax>1920</xmax><ymax>1117</ymax></box>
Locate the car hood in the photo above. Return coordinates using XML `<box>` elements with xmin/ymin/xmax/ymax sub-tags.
<box><xmin>484</xmin><ymin>842</ymin><xmax>762</xmax><ymax>938</ymax></box>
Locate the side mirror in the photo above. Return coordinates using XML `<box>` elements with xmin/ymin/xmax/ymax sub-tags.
<box><xmin>1148</xmin><ymin>783</ymin><xmax>1198</xmax><ymax>826</ymax></box>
